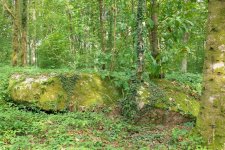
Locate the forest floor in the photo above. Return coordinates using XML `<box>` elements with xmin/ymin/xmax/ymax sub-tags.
<box><xmin>0</xmin><ymin>65</ymin><xmax>205</xmax><ymax>149</ymax></box>
<box><xmin>0</xmin><ymin>100</ymin><xmax>203</xmax><ymax>150</ymax></box>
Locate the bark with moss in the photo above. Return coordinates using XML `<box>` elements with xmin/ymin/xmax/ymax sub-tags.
<box><xmin>21</xmin><ymin>0</ymin><xmax>28</xmax><ymax>66</ymax></box>
<box><xmin>197</xmin><ymin>1</ymin><xmax>225</xmax><ymax>149</ymax></box>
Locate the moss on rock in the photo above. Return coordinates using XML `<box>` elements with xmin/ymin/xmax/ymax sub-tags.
<box><xmin>69</xmin><ymin>74</ymin><xmax>121</xmax><ymax>111</ymax></box>
<box><xmin>155</xmin><ymin>79</ymin><xmax>200</xmax><ymax>117</ymax></box>
<box><xmin>8</xmin><ymin>73</ymin><xmax>121</xmax><ymax>112</ymax></box>
<box><xmin>136</xmin><ymin>79</ymin><xmax>200</xmax><ymax>124</ymax></box>
<box><xmin>8</xmin><ymin>74</ymin><xmax>68</xmax><ymax>111</ymax></box>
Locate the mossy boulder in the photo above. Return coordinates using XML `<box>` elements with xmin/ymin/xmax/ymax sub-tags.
<box><xmin>136</xmin><ymin>79</ymin><xmax>200</xmax><ymax>125</ymax></box>
<box><xmin>8</xmin><ymin>73</ymin><xmax>121</xmax><ymax>111</ymax></box>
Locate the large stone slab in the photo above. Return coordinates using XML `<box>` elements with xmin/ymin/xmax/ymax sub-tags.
<box><xmin>8</xmin><ymin>73</ymin><xmax>121</xmax><ymax>111</ymax></box>
<box><xmin>136</xmin><ymin>79</ymin><xmax>200</xmax><ymax>125</ymax></box>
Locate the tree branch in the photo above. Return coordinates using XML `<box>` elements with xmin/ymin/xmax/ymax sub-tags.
<box><xmin>1</xmin><ymin>0</ymin><xmax>15</xmax><ymax>19</ymax></box>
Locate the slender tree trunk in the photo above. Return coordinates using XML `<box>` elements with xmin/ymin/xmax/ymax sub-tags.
<box><xmin>30</xmin><ymin>0</ymin><xmax>36</xmax><ymax>66</ymax></box>
<box><xmin>181</xmin><ymin>55</ymin><xmax>187</xmax><ymax>73</ymax></box>
<box><xmin>12</xmin><ymin>0</ymin><xmax>21</xmax><ymax>66</ymax></box>
<box><xmin>197</xmin><ymin>1</ymin><xmax>225</xmax><ymax>149</ymax></box>
<box><xmin>125</xmin><ymin>0</ymin><xmax>144</xmax><ymax>119</ymax></box>
<box><xmin>108</xmin><ymin>0</ymin><xmax>113</xmax><ymax>52</ymax></box>
<box><xmin>110</xmin><ymin>0</ymin><xmax>117</xmax><ymax>71</ymax></box>
<box><xmin>28</xmin><ymin>0</ymin><xmax>31</xmax><ymax>65</ymax></box>
<box><xmin>181</xmin><ymin>32</ymin><xmax>189</xmax><ymax>73</ymax></box>
<box><xmin>131</xmin><ymin>0</ymin><xmax>135</xmax><ymax>52</ymax></box>
<box><xmin>132</xmin><ymin>0</ymin><xmax>134</xmax><ymax>13</ymax></box>
<box><xmin>149</xmin><ymin>0</ymin><xmax>159</xmax><ymax>59</ymax></box>
<box><xmin>21</xmin><ymin>0</ymin><xmax>28</xmax><ymax>66</ymax></box>
<box><xmin>98</xmin><ymin>0</ymin><xmax>106</xmax><ymax>70</ymax></box>
<box><xmin>147</xmin><ymin>0</ymin><xmax>162</xmax><ymax>78</ymax></box>
<box><xmin>66</xmin><ymin>1</ymin><xmax>76</xmax><ymax>54</ymax></box>
<box><xmin>136</xmin><ymin>0</ymin><xmax>144</xmax><ymax>81</ymax></box>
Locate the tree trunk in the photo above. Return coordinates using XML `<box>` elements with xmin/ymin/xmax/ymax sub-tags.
<box><xmin>66</xmin><ymin>1</ymin><xmax>76</xmax><ymax>54</ymax></box>
<box><xmin>131</xmin><ymin>0</ymin><xmax>135</xmax><ymax>53</ymax></box>
<box><xmin>136</xmin><ymin>0</ymin><xmax>144</xmax><ymax>81</ymax></box>
<box><xmin>21</xmin><ymin>0</ymin><xmax>28</xmax><ymax>66</ymax></box>
<box><xmin>107</xmin><ymin>0</ymin><xmax>113</xmax><ymax>52</ymax></box>
<box><xmin>110</xmin><ymin>0</ymin><xmax>117</xmax><ymax>71</ymax></box>
<box><xmin>147</xmin><ymin>0</ymin><xmax>162</xmax><ymax>78</ymax></box>
<box><xmin>197</xmin><ymin>1</ymin><xmax>225</xmax><ymax>149</ymax></box>
<box><xmin>181</xmin><ymin>32</ymin><xmax>189</xmax><ymax>73</ymax></box>
<box><xmin>30</xmin><ymin>0</ymin><xmax>36</xmax><ymax>66</ymax></box>
<box><xmin>98</xmin><ymin>0</ymin><xmax>106</xmax><ymax>70</ymax></box>
<box><xmin>181</xmin><ymin>55</ymin><xmax>187</xmax><ymax>73</ymax></box>
<box><xmin>12</xmin><ymin>0</ymin><xmax>21</xmax><ymax>66</ymax></box>
<box><xmin>149</xmin><ymin>0</ymin><xmax>159</xmax><ymax>59</ymax></box>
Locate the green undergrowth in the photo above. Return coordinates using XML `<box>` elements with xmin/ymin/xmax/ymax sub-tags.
<box><xmin>0</xmin><ymin>65</ymin><xmax>206</xmax><ymax>149</ymax></box>
<box><xmin>165</xmin><ymin>72</ymin><xmax>203</xmax><ymax>96</ymax></box>
<box><xmin>0</xmin><ymin>101</ymin><xmax>206</xmax><ymax>149</ymax></box>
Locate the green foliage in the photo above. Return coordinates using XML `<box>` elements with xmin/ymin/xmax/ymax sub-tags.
<box><xmin>0</xmin><ymin>66</ymin><xmax>13</xmax><ymax>102</ymax></box>
<box><xmin>100</xmin><ymin>70</ymin><xmax>138</xmax><ymax>119</ymax></box>
<box><xmin>0</xmin><ymin>41</ymin><xmax>11</xmax><ymax>64</ymax></box>
<box><xmin>38</xmin><ymin>32</ymin><xmax>71</xmax><ymax>69</ymax></box>
<box><xmin>0</xmin><ymin>102</ymin><xmax>206</xmax><ymax>149</ymax></box>
<box><xmin>0</xmin><ymin>65</ymin><xmax>206</xmax><ymax>149</ymax></box>
<box><xmin>166</xmin><ymin>72</ymin><xmax>203</xmax><ymax>95</ymax></box>
<box><xmin>158</xmin><ymin>0</ymin><xmax>207</xmax><ymax>73</ymax></box>
<box><xmin>0</xmin><ymin>0</ymin><xmax>209</xmax><ymax>148</ymax></box>
<box><xmin>120</xmin><ymin>82</ymin><xmax>139</xmax><ymax>120</ymax></box>
<box><xmin>0</xmin><ymin>13</ymin><xmax>11</xmax><ymax>64</ymax></box>
<box><xmin>168</xmin><ymin>127</ymin><xmax>206</xmax><ymax>150</ymax></box>
<box><xmin>146</xmin><ymin>81</ymin><xmax>167</xmax><ymax>106</ymax></box>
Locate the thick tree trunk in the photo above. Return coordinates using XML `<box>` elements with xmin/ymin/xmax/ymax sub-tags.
<box><xmin>197</xmin><ymin>1</ymin><xmax>225</xmax><ymax>149</ymax></box>
<box><xmin>21</xmin><ymin>0</ymin><xmax>28</xmax><ymax>66</ymax></box>
<box><xmin>136</xmin><ymin>0</ymin><xmax>144</xmax><ymax>81</ymax></box>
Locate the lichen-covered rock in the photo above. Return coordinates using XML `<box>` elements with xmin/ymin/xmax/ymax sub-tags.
<box><xmin>8</xmin><ymin>73</ymin><xmax>121</xmax><ymax>111</ymax></box>
<box><xmin>136</xmin><ymin>79</ymin><xmax>200</xmax><ymax>125</ymax></box>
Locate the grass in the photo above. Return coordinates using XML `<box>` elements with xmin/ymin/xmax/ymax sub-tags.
<box><xmin>0</xmin><ymin>65</ymin><xmax>206</xmax><ymax>149</ymax></box>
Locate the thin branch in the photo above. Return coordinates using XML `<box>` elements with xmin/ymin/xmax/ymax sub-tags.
<box><xmin>1</xmin><ymin>0</ymin><xmax>15</xmax><ymax>19</ymax></box>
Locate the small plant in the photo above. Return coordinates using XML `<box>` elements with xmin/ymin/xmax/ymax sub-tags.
<box><xmin>166</xmin><ymin>72</ymin><xmax>203</xmax><ymax>95</ymax></box>
<box><xmin>171</xmin><ymin>128</ymin><xmax>188</xmax><ymax>143</ymax></box>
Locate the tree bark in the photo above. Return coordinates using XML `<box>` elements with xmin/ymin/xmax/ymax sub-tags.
<box><xmin>136</xmin><ymin>0</ymin><xmax>144</xmax><ymax>81</ymax></box>
<box><xmin>30</xmin><ymin>0</ymin><xmax>36</xmax><ymax>66</ymax></box>
<box><xmin>110</xmin><ymin>0</ymin><xmax>117</xmax><ymax>71</ymax></box>
<box><xmin>181</xmin><ymin>32</ymin><xmax>189</xmax><ymax>73</ymax></box>
<box><xmin>98</xmin><ymin>0</ymin><xmax>106</xmax><ymax>70</ymax></box>
<box><xmin>181</xmin><ymin>55</ymin><xmax>187</xmax><ymax>73</ymax></box>
<box><xmin>12</xmin><ymin>0</ymin><xmax>21</xmax><ymax>66</ymax></box>
<box><xmin>2</xmin><ymin>0</ymin><xmax>24</xmax><ymax>66</ymax></box>
<box><xmin>21</xmin><ymin>0</ymin><xmax>28</xmax><ymax>66</ymax></box>
<box><xmin>147</xmin><ymin>0</ymin><xmax>162</xmax><ymax>78</ymax></box>
<box><xmin>149</xmin><ymin>0</ymin><xmax>159</xmax><ymax>59</ymax></box>
<box><xmin>66</xmin><ymin>1</ymin><xmax>76</xmax><ymax>54</ymax></box>
<box><xmin>108</xmin><ymin>0</ymin><xmax>113</xmax><ymax>52</ymax></box>
<box><xmin>197</xmin><ymin>1</ymin><xmax>225</xmax><ymax>149</ymax></box>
